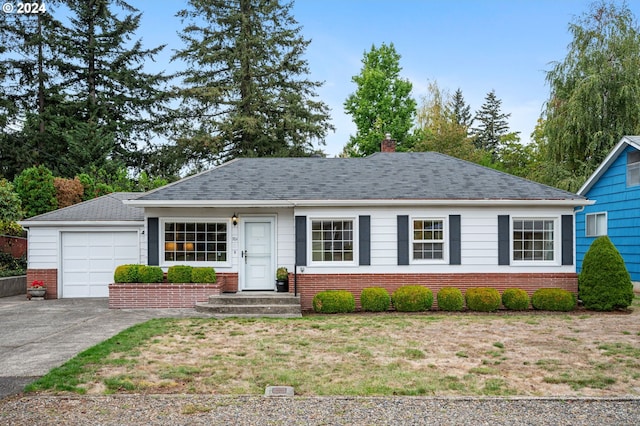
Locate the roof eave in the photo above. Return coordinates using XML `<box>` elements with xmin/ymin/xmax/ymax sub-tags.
<box><xmin>19</xmin><ymin>220</ymin><xmax>145</xmax><ymax>228</ymax></box>
<box><xmin>124</xmin><ymin>199</ymin><xmax>593</xmax><ymax>208</ymax></box>
<box><xmin>578</xmin><ymin>136</ymin><xmax>640</xmax><ymax>195</ymax></box>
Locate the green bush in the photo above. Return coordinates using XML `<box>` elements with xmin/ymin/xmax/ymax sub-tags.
<box><xmin>465</xmin><ymin>287</ymin><xmax>501</xmax><ymax>312</ymax></box>
<box><xmin>0</xmin><ymin>178</ymin><xmax>23</xmax><ymax>221</ymax></box>
<box><xmin>13</xmin><ymin>165</ymin><xmax>57</xmax><ymax>218</ymax></box>
<box><xmin>391</xmin><ymin>285</ymin><xmax>433</xmax><ymax>312</ymax></box>
<box><xmin>437</xmin><ymin>287</ymin><xmax>464</xmax><ymax>311</ymax></box>
<box><xmin>191</xmin><ymin>267</ymin><xmax>217</xmax><ymax>283</ymax></box>
<box><xmin>532</xmin><ymin>288</ymin><xmax>576</xmax><ymax>312</ymax></box>
<box><xmin>114</xmin><ymin>264</ymin><xmax>141</xmax><ymax>283</ymax></box>
<box><xmin>360</xmin><ymin>287</ymin><xmax>391</xmax><ymax>312</ymax></box>
<box><xmin>501</xmin><ymin>288</ymin><xmax>530</xmax><ymax>310</ymax></box>
<box><xmin>167</xmin><ymin>265</ymin><xmax>193</xmax><ymax>283</ymax></box>
<box><xmin>137</xmin><ymin>265</ymin><xmax>164</xmax><ymax>283</ymax></box>
<box><xmin>312</xmin><ymin>290</ymin><xmax>355</xmax><ymax>314</ymax></box>
<box><xmin>579</xmin><ymin>236</ymin><xmax>634</xmax><ymax>311</ymax></box>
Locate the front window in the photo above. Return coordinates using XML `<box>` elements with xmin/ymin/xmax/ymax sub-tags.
<box><xmin>512</xmin><ymin>219</ymin><xmax>554</xmax><ymax>261</ymax></box>
<box><xmin>413</xmin><ymin>219</ymin><xmax>444</xmax><ymax>260</ymax></box>
<box><xmin>586</xmin><ymin>212</ymin><xmax>607</xmax><ymax>237</ymax></box>
<box><xmin>627</xmin><ymin>150</ymin><xmax>640</xmax><ymax>187</ymax></box>
<box><xmin>311</xmin><ymin>219</ymin><xmax>353</xmax><ymax>262</ymax></box>
<box><xmin>164</xmin><ymin>221</ymin><xmax>227</xmax><ymax>262</ymax></box>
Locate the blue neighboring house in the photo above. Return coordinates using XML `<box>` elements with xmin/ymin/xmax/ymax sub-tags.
<box><xmin>576</xmin><ymin>136</ymin><xmax>640</xmax><ymax>282</ymax></box>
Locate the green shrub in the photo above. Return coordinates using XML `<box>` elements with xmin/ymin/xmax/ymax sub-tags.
<box><xmin>13</xmin><ymin>165</ymin><xmax>57</xmax><ymax>218</ymax></box>
<box><xmin>391</xmin><ymin>285</ymin><xmax>433</xmax><ymax>312</ymax></box>
<box><xmin>167</xmin><ymin>265</ymin><xmax>193</xmax><ymax>283</ymax></box>
<box><xmin>465</xmin><ymin>287</ymin><xmax>501</xmax><ymax>312</ymax></box>
<box><xmin>437</xmin><ymin>287</ymin><xmax>464</xmax><ymax>311</ymax></box>
<box><xmin>532</xmin><ymin>288</ymin><xmax>576</xmax><ymax>312</ymax></box>
<box><xmin>192</xmin><ymin>267</ymin><xmax>216</xmax><ymax>283</ymax></box>
<box><xmin>579</xmin><ymin>236</ymin><xmax>634</xmax><ymax>311</ymax></box>
<box><xmin>312</xmin><ymin>290</ymin><xmax>355</xmax><ymax>314</ymax></box>
<box><xmin>501</xmin><ymin>288</ymin><xmax>530</xmax><ymax>310</ymax></box>
<box><xmin>137</xmin><ymin>265</ymin><xmax>164</xmax><ymax>283</ymax></box>
<box><xmin>114</xmin><ymin>264</ymin><xmax>141</xmax><ymax>283</ymax></box>
<box><xmin>360</xmin><ymin>287</ymin><xmax>391</xmax><ymax>312</ymax></box>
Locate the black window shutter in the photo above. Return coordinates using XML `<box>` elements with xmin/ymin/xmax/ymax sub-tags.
<box><xmin>397</xmin><ymin>215</ymin><xmax>409</xmax><ymax>265</ymax></box>
<box><xmin>148</xmin><ymin>217</ymin><xmax>159</xmax><ymax>266</ymax></box>
<box><xmin>561</xmin><ymin>215</ymin><xmax>573</xmax><ymax>265</ymax></box>
<box><xmin>449</xmin><ymin>215</ymin><xmax>461</xmax><ymax>265</ymax></box>
<box><xmin>295</xmin><ymin>216</ymin><xmax>307</xmax><ymax>266</ymax></box>
<box><xmin>359</xmin><ymin>215</ymin><xmax>371</xmax><ymax>266</ymax></box>
<box><xmin>497</xmin><ymin>215</ymin><xmax>510</xmax><ymax>265</ymax></box>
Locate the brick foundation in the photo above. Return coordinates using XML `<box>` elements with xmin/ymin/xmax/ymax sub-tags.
<box><xmin>218</xmin><ymin>272</ymin><xmax>238</xmax><ymax>293</ymax></box>
<box><xmin>293</xmin><ymin>273</ymin><xmax>578</xmax><ymax>311</ymax></box>
<box><xmin>109</xmin><ymin>282</ymin><xmax>222</xmax><ymax>308</ymax></box>
<box><xmin>26</xmin><ymin>269</ymin><xmax>58</xmax><ymax>299</ymax></box>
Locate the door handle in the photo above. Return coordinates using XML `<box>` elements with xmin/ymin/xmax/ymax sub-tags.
<box><xmin>243</xmin><ymin>250</ymin><xmax>248</xmax><ymax>264</ymax></box>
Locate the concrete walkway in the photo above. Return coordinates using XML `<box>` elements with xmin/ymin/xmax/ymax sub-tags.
<box><xmin>0</xmin><ymin>295</ymin><xmax>208</xmax><ymax>399</ymax></box>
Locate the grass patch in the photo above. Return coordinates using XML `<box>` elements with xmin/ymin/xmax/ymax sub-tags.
<box><xmin>543</xmin><ymin>373</ymin><xmax>616</xmax><ymax>390</ymax></box>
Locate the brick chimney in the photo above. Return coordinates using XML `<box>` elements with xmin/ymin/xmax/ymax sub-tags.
<box><xmin>381</xmin><ymin>133</ymin><xmax>396</xmax><ymax>153</ymax></box>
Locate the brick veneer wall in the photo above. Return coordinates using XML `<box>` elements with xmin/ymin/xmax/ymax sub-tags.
<box><xmin>109</xmin><ymin>283</ymin><xmax>222</xmax><ymax>308</ymax></box>
<box><xmin>294</xmin><ymin>273</ymin><xmax>578</xmax><ymax>311</ymax></box>
<box><xmin>218</xmin><ymin>272</ymin><xmax>238</xmax><ymax>293</ymax></box>
<box><xmin>26</xmin><ymin>269</ymin><xmax>58</xmax><ymax>299</ymax></box>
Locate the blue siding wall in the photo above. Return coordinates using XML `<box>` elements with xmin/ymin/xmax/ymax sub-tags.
<box><xmin>576</xmin><ymin>145</ymin><xmax>640</xmax><ymax>281</ymax></box>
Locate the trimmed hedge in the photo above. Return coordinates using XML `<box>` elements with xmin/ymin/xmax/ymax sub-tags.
<box><xmin>167</xmin><ymin>265</ymin><xmax>193</xmax><ymax>283</ymax></box>
<box><xmin>312</xmin><ymin>290</ymin><xmax>355</xmax><ymax>314</ymax></box>
<box><xmin>114</xmin><ymin>264</ymin><xmax>141</xmax><ymax>283</ymax></box>
<box><xmin>501</xmin><ymin>288</ymin><xmax>530</xmax><ymax>311</ymax></box>
<box><xmin>392</xmin><ymin>285</ymin><xmax>433</xmax><ymax>312</ymax></box>
<box><xmin>437</xmin><ymin>287</ymin><xmax>464</xmax><ymax>311</ymax></box>
<box><xmin>137</xmin><ymin>265</ymin><xmax>164</xmax><ymax>283</ymax></box>
<box><xmin>191</xmin><ymin>267</ymin><xmax>217</xmax><ymax>283</ymax></box>
<box><xmin>579</xmin><ymin>236</ymin><xmax>634</xmax><ymax>311</ymax></box>
<box><xmin>465</xmin><ymin>287</ymin><xmax>501</xmax><ymax>312</ymax></box>
<box><xmin>532</xmin><ymin>288</ymin><xmax>576</xmax><ymax>312</ymax></box>
<box><xmin>360</xmin><ymin>287</ymin><xmax>391</xmax><ymax>312</ymax></box>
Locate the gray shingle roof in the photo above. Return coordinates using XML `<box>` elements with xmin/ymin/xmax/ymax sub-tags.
<box><xmin>135</xmin><ymin>152</ymin><xmax>584</xmax><ymax>202</ymax></box>
<box><xmin>22</xmin><ymin>192</ymin><xmax>144</xmax><ymax>223</ymax></box>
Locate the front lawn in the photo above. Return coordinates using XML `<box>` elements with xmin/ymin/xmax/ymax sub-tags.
<box><xmin>27</xmin><ymin>297</ymin><xmax>640</xmax><ymax>397</ymax></box>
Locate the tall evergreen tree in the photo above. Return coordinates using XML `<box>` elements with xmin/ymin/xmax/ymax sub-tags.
<box><xmin>541</xmin><ymin>1</ymin><xmax>640</xmax><ymax>191</ymax></box>
<box><xmin>172</xmin><ymin>0</ymin><xmax>332</xmax><ymax>168</ymax></box>
<box><xmin>343</xmin><ymin>42</ymin><xmax>416</xmax><ymax>156</ymax></box>
<box><xmin>54</xmin><ymin>0</ymin><xmax>171</xmax><ymax>176</ymax></box>
<box><xmin>471</xmin><ymin>89</ymin><xmax>515</xmax><ymax>159</ymax></box>
<box><xmin>451</xmin><ymin>88</ymin><xmax>473</xmax><ymax>131</ymax></box>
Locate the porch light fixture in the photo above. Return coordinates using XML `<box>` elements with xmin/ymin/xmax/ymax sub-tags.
<box><xmin>232</xmin><ymin>213</ymin><xmax>238</xmax><ymax>226</ymax></box>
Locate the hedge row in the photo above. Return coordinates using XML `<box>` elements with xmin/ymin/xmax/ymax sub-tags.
<box><xmin>113</xmin><ymin>264</ymin><xmax>216</xmax><ymax>284</ymax></box>
<box><xmin>312</xmin><ymin>286</ymin><xmax>577</xmax><ymax>313</ymax></box>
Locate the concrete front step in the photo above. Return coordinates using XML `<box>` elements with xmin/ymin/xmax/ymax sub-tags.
<box><xmin>194</xmin><ymin>292</ymin><xmax>302</xmax><ymax>318</ymax></box>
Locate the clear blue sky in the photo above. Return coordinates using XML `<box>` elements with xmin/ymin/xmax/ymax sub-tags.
<box><xmin>133</xmin><ymin>1</ymin><xmax>639</xmax><ymax>156</ymax></box>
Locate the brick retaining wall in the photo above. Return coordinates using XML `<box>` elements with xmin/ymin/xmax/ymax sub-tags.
<box><xmin>109</xmin><ymin>282</ymin><xmax>223</xmax><ymax>308</ymax></box>
<box><xmin>294</xmin><ymin>273</ymin><xmax>578</xmax><ymax>311</ymax></box>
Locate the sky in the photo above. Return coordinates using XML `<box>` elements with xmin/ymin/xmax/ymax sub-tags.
<box><xmin>63</xmin><ymin>0</ymin><xmax>640</xmax><ymax>157</ymax></box>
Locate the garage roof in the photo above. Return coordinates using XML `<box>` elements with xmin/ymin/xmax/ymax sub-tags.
<box><xmin>20</xmin><ymin>192</ymin><xmax>144</xmax><ymax>225</ymax></box>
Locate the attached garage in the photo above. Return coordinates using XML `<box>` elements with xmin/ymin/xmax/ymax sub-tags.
<box><xmin>19</xmin><ymin>193</ymin><xmax>144</xmax><ymax>299</ymax></box>
<box><xmin>61</xmin><ymin>231</ymin><xmax>139</xmax><ymax>297</ymax></box>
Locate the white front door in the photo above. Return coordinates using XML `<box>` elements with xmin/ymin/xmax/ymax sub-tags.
<box><xmin>242</xmin><ymin>219</ymin><xmax>275</xmax><ymax>291</ymax></box>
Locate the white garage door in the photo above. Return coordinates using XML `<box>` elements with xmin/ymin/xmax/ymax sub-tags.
<box><xmin>61</xmin><ymin>231</ymin><xmax>139</xmax><ymax>298</ymax></box>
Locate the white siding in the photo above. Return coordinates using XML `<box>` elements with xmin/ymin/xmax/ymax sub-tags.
<box><xmin>26</xmin><ymin>227</ymin><xmax>59</xmax><ymax>269</ymax></box>
<box><xmin>294</xmin><ymin>205</ymin><xmax>576</xmax><ymax>274</ymax></box>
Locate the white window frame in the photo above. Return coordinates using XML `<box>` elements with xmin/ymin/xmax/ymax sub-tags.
<box><xmin>308</xmin><ymin>217</ymin><xmax>357</xmax><ymax>266</ymax></box>
<box><xmin>511</xmin><ymin>217</ymin><xmax>559</xmax><ymax>266</ymax></box>
<box><xmin>585</xmin><ymin>212</ymin><xmax>607</xmax><ymax>237</ymax></box>
<box><xmin>411</xmin><ymin>216</ymin><xmax>447</xmax><ymax>264</ymax></box>
<box><xmin>160</xmin><ymin>218</ymin><xmax>231</xmax><ymax>267</ymax></box>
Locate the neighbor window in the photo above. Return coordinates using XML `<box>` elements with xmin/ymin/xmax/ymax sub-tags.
<box><xmin>628</xmin><ymin>150</ymin><xmax>640</xmax><ymax>187</ymax></box>
<box><xmin>164</xmin><ymin>221</ymin><xmax>227</xmax><ymax>262</ymax></box>
<box><xmin>413</xmin><ymin>219</ymin><xmax>444</xmax><ymax>260</ymax></box>
<box><xmin>311</xmin><ymin>219</ymin><xmax>353</xmax><ymax>262</ymax></box>
<box><xmin>512</xmin><ymin>219</ymin><xmax>555</xmax><ymax>261</ymax></box>
<box><xmin>586</xmin><ymin>212</ymin><xmax>607</xmax><ymax>237</ymax></box>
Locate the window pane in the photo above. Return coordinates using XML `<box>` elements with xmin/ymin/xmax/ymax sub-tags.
<box><xmin>413</xmin><ymin>219</ymin><xmax>445</xmax><ymax>260</ymax></box>
<box><xmin>164</xmin><ymin>222</ymin><xmax>227</xmax><ymax>263</ymax></box>
<box><xmin>311</xmin><ymin>219</ymin><xmax>354</xmax><ymax>262</ymax></box>
<box><xmin>512</xmin><ymin>219</ymin><xmax>554</xmax><ymax>261</ymax></box>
